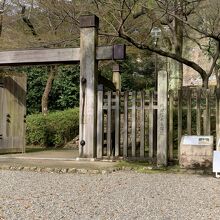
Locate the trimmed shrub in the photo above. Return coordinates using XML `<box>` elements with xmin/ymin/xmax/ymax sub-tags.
<box><xmin>26</xmin><ymin>108</ymin><xmax>79</xmax><ymax>147</ymax></box>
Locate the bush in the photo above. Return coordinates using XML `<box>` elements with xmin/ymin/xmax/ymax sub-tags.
<box><xmin>26</xmin><ymin>108</ymin><xmax>79</xmax><ymax>147</ymax></box>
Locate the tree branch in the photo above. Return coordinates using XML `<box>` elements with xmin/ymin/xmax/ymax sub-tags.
<box><xmin>119</xmin><ymin>29</ymin><xmax>207</xmax><ymax>80</ymax></box>
<box><xmin>208</xmin><ymin>41</ymin><xmax>220</xmax><ymax>77</ymax></box>
<box><xmin>21</xmin><ymin>5</ymin><xmax>37</xmax><ymax>36</ymax></box>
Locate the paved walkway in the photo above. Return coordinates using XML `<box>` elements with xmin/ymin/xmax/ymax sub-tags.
<box><xmin>0</xmin><ymin>150</ymin><xmax>116</xmax><ymax>171</ymax></box>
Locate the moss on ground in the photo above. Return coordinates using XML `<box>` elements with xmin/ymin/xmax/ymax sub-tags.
<box><xmin>114</xmin><ymin>161</ymin><xmax>211</xmax><ymax>175</ymax></box>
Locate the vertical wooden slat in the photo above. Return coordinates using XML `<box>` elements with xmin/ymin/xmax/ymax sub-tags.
<box><xmin>132</xmin><ymin>91</ymin><xmax>136</xmax><ymax>157</ymax></box>
<box><xmin>0</xmin><ymin>77</ymin><xmax>4</xmax><ymax>137</ymax></box>
<box><xmin>13</xmin><ymin>76</ymin><xmax>19</xmax><ymax>150</ymax></box>
<box><xmin>115</xmin><ymin>91</ymin><xmax>120</xmax><ymax>157</ymax></box>
<box><xmin>5</xmin><ymin>77</ymin><xmax>11</xmax><ymax>139</ymax></box>
<box><xmin>216</xmin><ymin>88</ymin><xmax>220</xmax><ymax>149</ymax></box>
<box><xmin>123</xmin><ymin>91</ymin><xmax>128</xmax><ymax>157</ymax></box>
<box><xmin>140</xmin><ymin>91</ymin><xmax>145</xmax><ymax>157</ymax></box>
<box><xmin>1</xmin><ymin>77</ymin><xmax>7</xmax><ymax>149</ymax></box>
<box><xmin>187</xmin><ymin>88</ymin><xmax>192</xmax><ymax>135</ymax></box>
<box><xmin>168</xmin><ymin>90</ymin><xmax>174</xmax><ymax>161</ymax></box>
<box><xmin>178</xmin><ymin>89</ymin><xmax>182</xmax><ymax>159</ymax></box>
<box><xmin>21</xmin><ymin>75</ymin><xmax>27</xmax><ymax>154</ymax></box>
<box><xmin>107</xmin><ymin>91</ymin><xmax>112</xmax><ymax>157</ymax></box>
<box><xmin>196</xmin><ymin>88</ymin><xmax>201</xmax><ymax>135</ymax></box>
<box><xmin>149</xmin><ymin>91</ymin><xmax>154</xmax><ymax>158</ymax></box>
<box><xmin>97</xmin><ymin>85</ymin><xmax>104</xmax><ymax>158</ymax></box>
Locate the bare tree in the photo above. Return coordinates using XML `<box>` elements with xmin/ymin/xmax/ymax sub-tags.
<box><xmin>41</xmin><ymin>66</ymin><xmax>57</xmax><ymax>115</ymax></box>
<box><xmin>94</xmin><ymin>0</ymin><xmax>220</xmax><ymax>89</ymax></box>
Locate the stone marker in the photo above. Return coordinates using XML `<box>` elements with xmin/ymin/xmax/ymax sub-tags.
<box><xmin>180</xmin><ymin>135</ymin><xmax>213</xmax><ymax>168</ymax></box>
<box><xmin>157</xmin><ymin>70</ymin><xmax>168</xmax><ymax>166</ymax></box>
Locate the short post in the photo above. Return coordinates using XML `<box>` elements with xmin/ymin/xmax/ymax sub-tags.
<box><xmin>157</xmin><ymin>70</ymin><xmax>168</xmax><ymax>166</ymax></box>
<box><xmin>112</xmin><ymin>64</ymin><xmax>121</xmax><ymax>91</ymax></box>
<box><xmin>79</xmin><ymin>15</ymin><xmax>99</xmax><ymax>158</ymax></box>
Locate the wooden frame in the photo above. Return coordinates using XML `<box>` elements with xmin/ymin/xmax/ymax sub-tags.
<box><xmin>0</xmin><ymin>15</ymin><xmax>126</xmax><ymax>159</ymax></box>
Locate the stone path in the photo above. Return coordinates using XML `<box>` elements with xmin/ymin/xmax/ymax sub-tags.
<box><xmin>0</xmin><ymin>170</ymin><xmax>219</xmax><ymax>220</ymax></box>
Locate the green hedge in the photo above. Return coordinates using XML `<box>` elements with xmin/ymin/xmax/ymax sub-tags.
<box><xmin>26</xmin><ymin>108</ymin><xmax>79</xmax><ymax>147</ymax></box>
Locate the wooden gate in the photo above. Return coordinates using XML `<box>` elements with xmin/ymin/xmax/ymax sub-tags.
<box><xmin>0</xmin><ymin>74</ymin><xmax>26</xmax><ymax>153</ymax></box>
<box><xmin>97</xmin><ymin>89</ymin><xmax>157</xmax><ymax>159</ymax></box>
<box><xmin>97</xmin><ymin>71</ymin><xmax>168</xmax><ymax>165</ymax></box>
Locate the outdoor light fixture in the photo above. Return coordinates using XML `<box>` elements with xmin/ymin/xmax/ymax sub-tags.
<box><xmin>150</xmin><ymin>27</ymin><xmax>161</xmax><ymax>46</ymax></box>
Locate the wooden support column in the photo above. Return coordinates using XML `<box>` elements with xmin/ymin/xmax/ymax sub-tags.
<box><xmin>112</xmin><ymin>64</ymin><xmax>121</xmax><ymax>91</ymax></box>
<box><xmin>97</xmin><ymin>84</ymin><xmax>104</xmax><ymax>159</ymax></box>
<box><xmin>157</xmin><ymin>71</ymin><xmax>168</xmax><ymax>166</ymax></box>
<box><xmin>79</xmin><ymin>15</ymin><xmax>99</xmax><ymax>158</ymax></box>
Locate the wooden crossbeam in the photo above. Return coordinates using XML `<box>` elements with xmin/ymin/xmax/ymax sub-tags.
<box><xmin>0</xmin><ymin>45</ymin><xmax>125</xmax><ymax>66</ymax></box>
<box><xmin>98</xmin><ymin>75</ymin><xmax>116</xmax><ymax>91</ymax></box>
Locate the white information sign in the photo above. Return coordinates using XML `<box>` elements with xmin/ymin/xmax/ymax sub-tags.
<box><xmin>182</xmin><ymin>136</ymin><xmax>212</xmax><ymax>145</ymax></box>
<box><xmin>213</xmin><ymin>151</ymin><xmax>220</xmax><ymax>178</ymax></box>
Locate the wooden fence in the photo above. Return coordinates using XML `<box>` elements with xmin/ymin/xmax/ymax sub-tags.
<box><xmin>97</xmin><ymin>85</ymin><xmax>220</xmax><ymax>163</ymax></box>
<box><xmin>169</xmin><ymin>87</ymin><xmax>220</xmax><ymax>160</ymax></box>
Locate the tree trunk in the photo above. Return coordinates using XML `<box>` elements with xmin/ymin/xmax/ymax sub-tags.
<box><xmin>203</xmin><ymin>77</ymin><xmax>209</xmax><ymax>89</ymax></box>
<box><xmin>41</xmin><ymin>66</ymin><xmax>56</xmax><ymax>115</ymax></box>
<box><xmin>168</xmin><ymin>0</ymin><xmax>183</xmax><ymax>94</ymax></box>
<box><xmin>215</xmin><ymin>66</ymin><xmax>220</xmax><ymax>89</ymax></box>
<box><xmin>0</xmin><ymin>0</ymin><xmax>6</xmax><ymax>37</ymax></box>
<box><xmin>168</xmin><ymin>59</ymin><xmax>183</xmax><ymax>91</ymax></box>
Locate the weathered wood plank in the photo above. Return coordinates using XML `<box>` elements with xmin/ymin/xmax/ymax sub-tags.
<box><xmin>205</xmin><ymin>89</ymin><xmax>211</xmax><ymax>135</ymax></box>
<box><xmin>21</xmin><ymin>74</ymin><xmax>27</xmax><ymax>153</ymax></box>
<box><xmin>0</xmin><ymin>45</ymin><xmax>125</xmax><ymax>66</ymax></box>
<box><xmin>123</xmin><ymin>91</ymin><xmax>128</xmax><ymax>157</ymax></box>
<box><xmin>168</xmin><ymin>90</ymin><xmax>174</xmax><ymax>161</ymax></box>
<box><xmin>157</xmin><ymin>71</ymin><xmax>168</xmax><ymax>166</ymax></box>
<box><xmin>216</xmin><ymin>89</ymin><xmax>220</xmax><ymax>149</ymax></box>
<box><xmin>187</xmin><ymin>88</ymin><xmax>192</xmax><ymax>135</ymax></box>
<box><xmin>196</xmin><ymin>89</ymin><xmax>201</xmax><ymax>135</ymax></box>
<box><xmin>0</xmin><ymin>77</ymin><xmax>4</xmax><ymax>138</ymax></box>
<box><xmin>149</xmin><ymin>91</ymin><xmax>154</xmax><ymax>159</ymax></box>
<box><xmin>140</xmin><ymin>91</ymin><xmax>145</xmax><ymax>157</ymax></box>
<box><xmin>107</xmin><ymin>91</ymin><xmax>112</xmax><ymax>157</ymax></box>
<box><xmin>178</xmin><ymin>89</ymin><xmax>182</xmax><ymax>158</ymax></box>
<box><xmin>132</xmin><ymin>91</ymin><xmax>136</xmax><ymax>157</ymax></box>
<box><xmin>97</xmin><ymin>86</ymin><xmax>104</xmax><ymax>158</ymax></box>
<box><xmin>115</xmin><ymin>91</ymin><xmax>120</xmax><ymax>157</ymax></box>
<box><xmin>0</xmin><ymin>48</ymin><xmax>80</xmax><ymax>66</ymax></box>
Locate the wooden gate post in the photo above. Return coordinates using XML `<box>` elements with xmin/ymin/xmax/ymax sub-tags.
<box><xmin>79</xmin><ymin>15</ymin><xmax>99</xmax><ymax>158</ymax></box>
<box><xmin>157</xmin><ymin>70</ymin><xmax>168</xmax><ymax>166</ymax></box>
<box><xmin>112</xmin><ymin>64</ymin><xmax>121</xmax><ymax>91</ymax></box>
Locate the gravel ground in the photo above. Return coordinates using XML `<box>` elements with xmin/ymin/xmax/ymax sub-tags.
<box><xmin>0</xmin><ymin>170</ymin><xmax>219</xmax><ymax>220</ymax></box>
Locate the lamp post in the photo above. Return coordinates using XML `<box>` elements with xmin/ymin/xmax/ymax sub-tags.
<box><xmin>150</xmin><ymin>27</ymin><xmax>161</xmax><ymax>90</ymax></box>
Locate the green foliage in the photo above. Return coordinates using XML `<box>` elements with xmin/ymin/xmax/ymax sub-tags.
<box><xmin>26</xmin><ymin>108</ymin><xmax>79</xmax><ymax>147</ymax></box>
<box><xmin>26</xmin><ymin>66</ymin><xmax>48</xmax><ymax>114</ymax></box>
<box><xmin>50</xmin><ymin>65</ymin><xmax>80</xmax><ymax>110</ymax></box>
<box><xmin>24</xmin><ymin>65</ymin><xmax>80</xmax><ymax>114</ymax></box>
<box><xmin>120</xmin><ymin>55</ymin><xmax>155</xmax><ymax>91</ymax></box>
